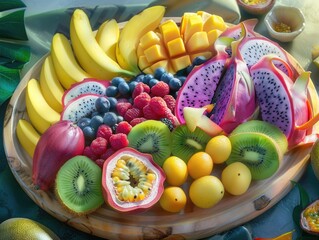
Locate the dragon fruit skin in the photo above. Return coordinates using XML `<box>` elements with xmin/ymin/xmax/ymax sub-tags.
<box><xmin>220</xmin><ymin>18</ymin><xmax>258</xmax><ymax>40</ymax></box>
<box><xmin>250</xmin><ymin>54</ymin><xmax>312</xmax><ymax>147</ymax></box>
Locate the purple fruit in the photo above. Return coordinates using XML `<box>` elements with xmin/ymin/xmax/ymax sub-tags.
<box><xmin>220</xmin><ymin>18</ymin><xmax>258</xmax><ymax>40</ymax></box>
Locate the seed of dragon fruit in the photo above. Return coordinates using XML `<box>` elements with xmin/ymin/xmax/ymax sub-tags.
<box><xmin>62</xmin><ymin>78</ymin><xmax>110</xmax><ymax>107</ymax></box>
<box><xmin>220</xmin><ymin>18</ymin><xmax>258</xmax><ymax>40</ymax></box>
<box><xmin>175</xmin><ymin>39</ymin><xmax>230</xmax><ymax>124</ymax></box>
<box><xmin>209</xmin><ymin>40</ymin><xmax>257</xmax><ymax>133</ymax></box>
<box><xmin>61</xmin><ymin>94</ymin><xmax>100</xmax><ymax>123</ymax></box>
<box><xmin>249</xmin><ymin>54</ymin><xmax>317</xmax><ymax>147</ymax></box>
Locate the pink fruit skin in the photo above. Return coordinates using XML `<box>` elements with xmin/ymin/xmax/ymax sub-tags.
<box><xmin>32</xmin><ymin>120</ymin><xmax>85</xmax><ymax>191</ymax></box>
<box><xmin>220</xmin><ymin>18</ymin><xmax>258</xmax><ymax>40</ymax></box>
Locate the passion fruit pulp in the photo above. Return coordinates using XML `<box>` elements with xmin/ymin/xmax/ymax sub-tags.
<box><xmin>300</xmin><ymin>200</ymin><xmax>319</xmax><ymax>235</ymax></box>
<box><xmin>102</xmin><ymin>147</ymin><xmax>165</xmax><ymax>213</ymax></box>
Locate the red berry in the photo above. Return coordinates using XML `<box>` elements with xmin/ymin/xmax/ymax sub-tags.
<box><xmin>133</xmin><ymin>92</ymin><xmax>151</xmax><ymax>110</ymax></box>
<box><xmin>116</xmin><ymin>102</ymin><xmax>132</xmax><ymax>117</ymax></box>
<box><xmin>163</xmin><ymin>109</ymin><xmax>179</xmax><ymax>127</ymax></box>
<box><xmin>143</xmin><ymin>104</ymin><xmax>160</xmax><ymax>120</ymax></box>
<box><xmin>149</xmin><ymin>97</ymin><xmax>168</xmax><ymax>116</ymax></box>
<box><xmin>130</xmin><ymin>117</ymin><xmax>147</xmax><ymax>126</ymax></box>
<box><xmin>100</xmin><ymin>148</ymin><xmax>115</xmax><ymax>160</ymax></box>
<box><xmin>116</xmin><ymin>121</ymin><xmax>132</xmax><ymax>135</ymax></box>
<box><xmin>83</xmin><ymin>146</ymin><xmax>98</xmax><ymax>161</ymax></box>
<box><xmin>90</xmin><ymin>137</ymin><xmax>108</xmax><ymax>156</ymax></box>
<box><xmin>96</xmin><ymin>124</ymin><xmax>113</xmax><ymax>140</ymax></box>
<box><xmin>151</xmin><ymin>82</ymin><xmax>170</xmax><ymax>97</ymax></box>
<box><xmin>95</xmin><ymin>159</ymin><xmax>105</xmax><ymax>168</ymax></box>
<box><xmin>163</xmin><ymin>95</ymin><xmax>176</xmax><ymax>112</ymax></box>
<box><xmin>124</xmin><ymin>107</ymin><xmax>142</xmax><ymax>122</ymax></box>
<box><xmin>109</xmin><ymin>133</ymin><xmax>129</xmax><ymax>151</ymax></box>
<box><xmin>132</xmin><ymin>82</ymin><xmax>150</xmax><ymax>99</ymax></box>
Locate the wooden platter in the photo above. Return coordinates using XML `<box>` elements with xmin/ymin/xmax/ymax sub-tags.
<box><xmin>3</xmin><ymin>18</ymin><xmax>319</xmax><ymax>239</ymax></box>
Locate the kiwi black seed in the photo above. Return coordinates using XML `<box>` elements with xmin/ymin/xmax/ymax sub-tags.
<box><xmin>127</xmin><ymin>120</ymin><xmax>171</xmax><ymax>166</ymax></box>
<box><xmin>55</xmin><ymin>155</ymin><xmax>104</xmax><ymax>215</ymax></box>
<box><xmin>226</xmin><ymin>132</ymin><xmax>281</xmax><ymax>180</ymax></box>
<box><xmin>230</xmin><ymin>120</ymin><xmax>288</xmax><ymax>156</ymax></box>
<box><xmin>171</xmin><ymin>125</ymin><xmax>211</xmax><ymax>162</ymax></box>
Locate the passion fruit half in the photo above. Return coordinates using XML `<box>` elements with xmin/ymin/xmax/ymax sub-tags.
<box><xmin>300</xmin><ymin>199</ymin><xmax>319</xmax><ymax>235</ymax></box>
<box><xmin>102</xmin><ymin>147</ymin><xmax>165</xmax><ymax>213</ymax></box>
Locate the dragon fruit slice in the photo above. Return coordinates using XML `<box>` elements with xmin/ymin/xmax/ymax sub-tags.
<box><xmin>249</xmin><ymin>54</ymin><xmax>317</xmax><ymax>147</ymax></box>
<box><xmin>209</xmin><ymin>41</ymin><xmax>257</xmax><ymax>133</ymax></box>
<box><xmin>62</xmin><ymin>78</ymin><xmax>110</xmax><ymax>107</ymax></box>
<box><xmin>175</xmin><ymin>41</ymin><xmax>230</xmax><ymax>124</ymax></box>
<box><xmin>61</xmin><ymin>94</ymin><xmax>100</xmax><ymax>123</ymax></box>
<box><xmin>220</xmin><ymin>18</ymin><xmax>258</xmax><ymax>40</ymax></box>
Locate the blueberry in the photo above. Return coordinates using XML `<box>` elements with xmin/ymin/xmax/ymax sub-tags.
<box><xmin>193</xmin><ymin>56</ymin><xmax>207</xmax><ymax>66</ymax></box>
<box><xmin>128</xmin><ymin>81</ymin><xmax>138</xmax><ymax>92</ymax></box>
<box><xmin>117</xmin><ymin>115</ymin><xmax>124</xmax><ymax>123</ymax></box>
<box><xmin>154</xmin><ymin>67</ymin><xmax>166</xmax><ymax>80</ymax></box>
<box><xmin>108</xmin><ymin>97</ymin><xmax>118</xmax><ymax>111</ymax></box>
<box><xmin>106</xmin><ymin>86</ymin><xmax>118</xmax><ymax>97</ymax></box>
<box><xmin>177</xmin><ymin>76</ymin><xmax>187</xmax><ymax>85</ymax></box>
<box><xmin>149</xmin><ymin>78</ymin><xmax>159</xmax><ymax>88</ymax></box>
<box><xmin>134</xmin><ymin>74</ymin><xmax>145</xmax><ymax>82</ymax></box>
<box><xmin>103</xmin><ymin>112</ymin><xmax>118</xmax><ymax>127</ymax></box>
<box><xmin>118</xmin><ymin>81</ymin><xmax>130</xmax><ymax>95</ymax></box>
<box><xmin>142</xmin><ymin>74</ymin><xmax>154</xmax><ymax>84</ymax></box>
<box><xmin>91</xmin><ymin>111</ymin><xmax>100</xmax><ymax>118</ymax></box>
<box><xmin>160</xmin><ymin>72</ymin><xmax>174</xmax><ymax>84</ymax></box>
<box><xmin>82</xmin><ymin>126</ymin><xmax>96</xmax><ymax>141</ymax></box>
<box><xmin>169</xmin><ymin>77</ymin><xmax>182</xmax><ymax>91</ymax></box>
<box><xmin>77</xmin><ymin>117</ymin><xmax>91</xmax><ymax>130</ymax></box>
<box><xmin>95</xmin><ymin>96</ymin><xmax>110</xmax><ymax>113</ymax></box>
<box><xmin>186</xmin><ymin>64</ymin><xmax>194</xmax><ymax>75</ymax></box>
<box><xmin>111</xmin><ymin>77</ymin><xmax>126</xmax><ymax>87</ymax></box>
<box><xmin>90</xmin><ymin>115</ymin><xmax>104</xmax><ymax>130</ymax></box>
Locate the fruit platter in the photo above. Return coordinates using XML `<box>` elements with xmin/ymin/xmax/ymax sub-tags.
<box><xmin>3</xmin><ymin>5</ymin><xmax>319</xmax><ymax>240</ymax></box>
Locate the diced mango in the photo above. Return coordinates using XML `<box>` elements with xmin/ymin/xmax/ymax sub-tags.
<box><xmin>183</xmin><ymin>14</ymin><xmax>203</xmax><ymax>44</ymax></box>
<box><xmin>138</xmin><ymin>55</ymin><xmax>150</xmax><ymax>70</ymax></box>
<box><xmin>150</xmin><ymin>59</ymin><xmax>172</xmax><ymax>73</ymax></box>
<box><xmin>186</xmin><ymin>31</ymin><xmax>209</xmax><ymax>53</ymax></box>
<box><xmin>171</xmin><ymin>55</ymin><xmax>191</xmax><ymax>72</ymax></box>
<box><xmin>139</xmin><ymin>31</ymin><xmax>161</xmax><ymax>50</ymax></box>
<box><xmin>197</xmin><ymin>11</ymin><xmax>212</xmax><ymax>22</ymax></box>
<box><xmin>144</xmin><ymin>44</ymin><xmax>167</xmax><ymax>63</ymax></box>
<box><xmin>190</xmin><ymin>51</ymin><xmax>213</xmax><ymax>62</ymax></box>
<box><xmin>160</xmin><ymin>20</ymin><xmax>180</xmax><ymax>43</ymax></box>
<box><xmin>167</xmin><ymin>37</ymin><xmax>186</xmax><ymax>57</ymax></box>
<box><xmin>137</xmin><ymin>43</ymin><xmax>145</xmax><ymax>58</ymax></box>
<box><xmin>207</xmin><ymin>29</ymin><xmax>222</xmax><ymax>46</ymax></box>
<box><xmin>203</xmin><ymin>15</ymin><xmax>227</xmax><ymax>32</ymax></box>
<box><xmin>180</xmin><ymin>12</ymin><xmax>197</xmax><ymax>36</ymax></box>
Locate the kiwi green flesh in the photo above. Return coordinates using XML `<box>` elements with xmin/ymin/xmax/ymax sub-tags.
<box><xmin>230</xmin><ymin>120</ymin><xmax>288</xmax><ymax>156</ymax></box>
<box><xmin>171</xmin><ymin>125</ymin><xmax>211</xmax><ymax>162</ymax></box>
<box><xmin>226</xmin><ymin>132</ymin><xmax>281</xmax><ymax>180</ymax></box>
<box><xmin>128</xmin><ymin>120</ymin><xmax>171</xmax><ymax>166</ymax></box>
<box><xmin>55</xmin><ymin>156</ymin><xmax>104</xmax><ymax>214</ymax></box>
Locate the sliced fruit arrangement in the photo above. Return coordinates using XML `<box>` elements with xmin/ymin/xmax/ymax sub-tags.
<box><xmin>15</xmin><ymin>5</ymin><xmax>319</xmax><ymax>216</ymax></box>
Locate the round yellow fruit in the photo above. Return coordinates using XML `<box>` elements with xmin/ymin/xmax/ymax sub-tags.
<box><xmin>187</xmin><ymin>152</ymin><xmax>213</xmax><ymax>179</ymax></box>
<box><xmin>205</xmin><ymin>135</ymin><xmax>231</xmax><ymax>164</ymax></box>
<box><xmin>159</xmin><ymin>186</ymin><xmax>187</xmax><ymax>213</ymax></box>
<box><xmin>221</xmin><ymin>162</ymin><xmax>252</xmax><ymax>195</ymax></box>
<box><xmin>162</xmin><ymin>156</ymin><xmax>188</xmax><ymax>186</ymax></box>
<box><xmin>189</xmin><ymin>175</ymin><xmax>224</xmax><ymax>208</ymax></box>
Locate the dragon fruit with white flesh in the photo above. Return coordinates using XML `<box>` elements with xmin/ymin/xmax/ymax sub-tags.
<box><xmin>250</xmin><ymin>54</ymin><xmax>319</xmax><ymax>148</ymax></box>
<box><xmin>209</xmin><ymin>41</ymin><xmax>258</xmax><ymax>133</ymax></box>
<box><xmin>62</xmin><ymin>78</ymin><xmax>110</xmax><ymax>107</ymax></box>
<box><xmin>220</xmin><ymin>18</ymin><xmax>258</xmax><ymax>40</ymax></box>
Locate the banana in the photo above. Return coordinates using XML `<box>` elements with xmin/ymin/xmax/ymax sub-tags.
<box><xmin>70</xmin><ymin>9</ymin><xmax>134</xmax><ymax>80</ymax></box>
<box><xmin>16</xmin><ymin>119</ymin><xmax>41</xmax><ymax>158</ymax></box>
<box><xmin>51</xmin><ymin>33</ymin><xmax>92</xmax><ymax>89</ymax></box>
<box><xmin>39</xmin><ymin>55</ymin><xmax>65</xmax><ymax>112</ymax></box>
<box><xmin>116</xmin><ymin>6</ymin><xmax>165</xmax><ymax>74</ymax></box>
<box><xmin>95</xmin><ymin>19</ymin><xmax>119</xmax><ymax>62</ymax></box>
<box><xmin>25</xmin><ymin>78</ymin><xmax>60</xmax><ymax>134</ymax></box>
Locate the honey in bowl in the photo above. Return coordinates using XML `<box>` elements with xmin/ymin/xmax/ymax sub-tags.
<box><xmin>273</xmin><ymin>22</ymin><xmax>292</xmax><ymax>33</ymax></box>
<box><xmin>242</xmin><ymin>0</ymin><xmax>268</xmax><ymax>5</ymax></box>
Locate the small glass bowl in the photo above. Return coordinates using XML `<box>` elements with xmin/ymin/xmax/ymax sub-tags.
<box><xmin>264</xmin><ymin>5</ymin><xmax>305</xmax><ymax>42</ymax></box>
<box><xmin>236</xmin><ymin>0</ymin><xmax>276</xmax><ymax>15</ymax></box>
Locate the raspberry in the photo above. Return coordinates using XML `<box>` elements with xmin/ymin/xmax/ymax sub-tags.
<box><xmin>100</xmin><ymin>148</ymin><xmax>115</xmax><ymax>159</ymax></box>
<box><xmin>163</xmin><ymin>109</ymin><xmax>179</xmax><ymax>127</ymax></box>
<box><xmin>130</xmin><ymin>117</ymin><xmax>147</xmax><ymax>126</ymax></box>
<box><xmin>96</xmin><ymin>124</ymin><xmax>113</xmax><ymax>140</ymax></box>
<box><xmin>109</xmin><ymin>133</ymin><xmax>129</xmax><ymax>151</ymax></box>
<box><xmin>95</xmin><ymin>159</ymin><xmax>105</xmax><ymax>168</ymax></box>
<box><xmin>149</xmin><ymin>97</ymin><xmax>168</xmax><ymax>116</ymax></box>
<box><xmin>132</xmin><ymin>82</ymin><xmax>150</xmax><ymax>99</ymax></box>
<box><xmin>163</xmin><ymin>95</ymin><xmax>176</xmax><ymax>112</ymax></box>
<box><xmin>116</xmin><ymin>121</ymin><xmax>132</xmax><ymax>135</ymax></box>
<box><xmin>116</xmin><ymin>102</ymin><xmax>132</xmax><ymax>117</ymax></box>
<box><xmin>133</xmin><ymin>92</ymin><xmax>151</xmax><ymax>110</ymax></box>
<box><xmin>151</xmin><ymin>81</ymin><xmax>170</xmax><ymax>97</ymax></box>
<box><xmin>90</xmin><ymin>137</ymin><xmax>108</xmax><ymax>156</ymax></box>
<box><xmin>124</xmin><ymin>107</ymin><xmax>142</xmax><ymax>122</ymax></box>
<box><xmin>143</xmin><ymin>104</ymin><xmax>160</xmax><ymax>120</ymax></box>
<box><xmin>83</xmin><ymin>146</ymin><xmax>98</xmax><ymax>161</ymax></box>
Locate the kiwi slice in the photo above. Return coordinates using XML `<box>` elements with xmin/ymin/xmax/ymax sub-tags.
<box><xmin>230</xmin><ymin>120</ymin><xmax>288</xmax><ymax>156</ymax></box>
<box><xmin>128</xmin><ymin>120</ymin><xmax>171</xmax><ymax>166</ymax></box>
<box><xmin>55</xmin><ymin>155</ymin><xmax>104</xmax><ymax>215</ymax></box>
<box><xmin>171</xmin><ymin>125</ymin><xmax>211</xmax><ymax>162</ymax></box>
<box><xmin>227</xmin><ymin>132</ymin><xmax>281</xmax><ymax>180</ymax></box>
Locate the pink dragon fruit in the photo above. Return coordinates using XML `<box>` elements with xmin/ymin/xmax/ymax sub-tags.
<box><xmin>249</xmin><ymin>54</ymin><xmax>317</xmax><ymax>147</ymax></box>
<box><xmin>209</xmin><ymin>41</ymin><xmax>258</xmax><ymax>133</ymax></box>
<box><xmin>175</xmin><ymin>40</ymin><xmax>230</xmax><ymax>124</ymax></box>
<box><xmin>220</xmin><ymin>18</ymin><xmax>258</xmax><ymax>40</ymax></box>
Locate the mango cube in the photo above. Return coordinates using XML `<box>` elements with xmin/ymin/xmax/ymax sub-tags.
<box><xmin>186</xmin><ymin>31</ymin><xmax>209</xmax><ymax>53</ymax></box>
<box><xmin>203</xmin><ymin>15</ymin><xmax>227</xmax><ymax>32</ymax></box>
<box><xmin>171</xmin><ymin>55</ymin><xmax>191</xmax><ymax>72</ymax></box>
<box><xmin>160</xmin><ymin>20</ymin><xmax>181</xmax><ymax>43</ymax></box>
<box><xmin>183</xmin><ymin>14</ymin><xmax>203</xmax><ymax>43</ymax></box>
<box><xmin>139</xmin><ymin>31</ymin><xmax>161</xmax><ymax>50</ymax></box>
<box><xmin>180</xmin><ymin>12</ymin><xmax>197</xmax><ymax>36</ymax></box>
<box><xmin>207</xmin><ymin>29</ymin><xmax>222</xmax><ymax>46</ymax></box>
<box><xmin>167</xmin><ymin>37</ymin><xmax>186</xmax><ymax>57</ymax></box>
<box><xmin>144</xmin><ymin>44</ymin><xmax>167</xmax><ymax>63</ymax></box>
<box><xmin>138</xmin><ymin>55</ymin><xmax>150</xmax><ymax>70</ymax></box>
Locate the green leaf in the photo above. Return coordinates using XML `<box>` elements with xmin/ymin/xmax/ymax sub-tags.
<box><xmin>0</xmin><ymin>9</ymin><xmax>28</xmax><ymax>40</ymax></box>
<box><xmin>0</xmin><ymin>65</ymin><xmax>20</xmax><ymax>105</ymax></box>
<box><xmin>0</xmin><ymin>41</ymin><xmax>30</xmax><ymax>63</ymax></box>
<box><xmin>0</xmin><ymin>0</ymin><xmax>26</xmax><ymax>11</ymax></box>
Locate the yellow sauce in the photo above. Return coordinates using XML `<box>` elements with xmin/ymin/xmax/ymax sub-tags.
<box><xmin>242</xmin><ymin>0</ymin><xmax>268</xmax><ymax>5</ymax></box>
<box><xmin>273</xmin><ymin>22</ymin><xmax>292</xmax><ymax>33</ymax></box>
